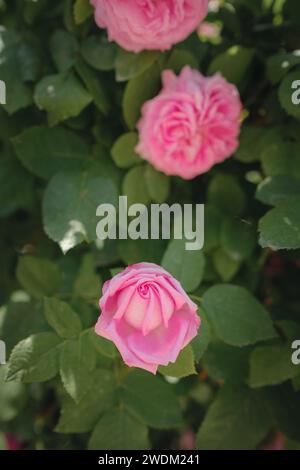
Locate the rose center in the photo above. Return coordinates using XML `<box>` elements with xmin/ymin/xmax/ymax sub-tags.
<box><xmin>138</xmin><ymin>283</ymin><xmax>150</xmax><ymax>298</ymax></box>
<box><xmin>138</xmin><ymin>0</ymin><xmax>175</xmax><ymax>19</ymax></box>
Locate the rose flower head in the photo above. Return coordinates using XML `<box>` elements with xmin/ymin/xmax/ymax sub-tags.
<box><xmin>95</xmin><ymin>263</ymin><xmax>200</xmax><ymax>374</ymax></box>
<box><xmin>90</xmin><ymin>0</ymin><xmax>209</xmax><ymax>52</ymax></box>
<box><xmin>136</xmin><ymin>66</ymin><xmax>242</xmax><ymax>180</ymax></box>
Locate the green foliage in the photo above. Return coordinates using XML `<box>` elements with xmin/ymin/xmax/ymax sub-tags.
<box><xmin>16</xmin><ymin>257</ymin><xmax>61</xmax><ymax>299</ymax></box>
<box><xmin>111</xmin><ymin>133</ymin><xmax>141</xmax><ymax>169</ymax></box>
<box><xmin>34</xmin><ymin>72</ymin><xmax>92</xmax><ymax>126</ymax></box>
<box><xmin>6</xmin><ymin>333</ymin><xmax>62</xmax><ymax>383</ymax></box>
<box><xmin>121</xmin><ymin>370</ymin><xmax>183</xmax><ymax>429</ymax></box>
<box><xmin>43</xmin><ymin>168</ymin><xmax>118</xmax><ymax>252</ymax></box>
<box><xmin>249</xmin><ymin>343</ymin><xmax>299</xmax><ymax>387</ymax></box>
<box><xmin>159</xmin><ymin>346</ymin><xmax>196</xmax><ymax>378</ymax></box>
<box><xmin>88</xmin><ymin>409</ymin><xmax>150</xmax><ymax>450</ymax></box>
<box><xmin>259</xmin><ymin>197</ymin><xmax>300</xmax><ymax>250</ymax></box>
<box><xmin>196</xmin><ymin>384</ymin><xmax>273</xmax><ymax>450</ymax></box>
<box><xmin>202</xmin><ymin>285</ymin><xmax>277</xmax><ymax>346</ymax></box>
<box><xmin>44</xmin><ymin>298</ymin><xmax>82</xmax><ymax>339</ymax></box>
<box><xmin>1</xmin><ymin>0</ymin><xmax>300</xmax><ymax>452</ymax></box>
<box><xmin>162</xmin><ymin>239</ymin><xmax>206</xmax><ymax>292</ymax></box>
<box><xmin>208</xmin><ymin>46</ymin><xmax>254</xmax><ymax>85</ymax></box>
<box><xmin>13</xmin><ymin>126</ymin><xmax>89</xmax><ymax>179</ymax></box>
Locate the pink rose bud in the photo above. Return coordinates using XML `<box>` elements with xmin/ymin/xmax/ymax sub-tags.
<box><xmin>90</xmin><ymin>0</ymin><xmax>209</xmax><ymax>52</ymax></box>
<box><xmin>136</xmin><ymin>66</ymin><xmax>242</xmax><ymax>180</ymax></box>
<box><xmin>179</xmin><ymin>429</ymin><xmax>196</xmax><ymax>450</ymax></box>
<box><xmin>262</xmin><ymin>433</ymin><xmax>285</xmax><ymax>451</ymax></box>
<box><xmin>4</xmin><ymin>433</ymin><xmax>23</xmax><ymax>451</ymax></box>
<box><xmin>198</xmin><ymin>21</ymin><xmax>221</xmax><ymax>39</ymax></box>
<box><xmin>95</xmin><ymin>263</ymin><xmax>200</xmax><ymax>374</ymax></box>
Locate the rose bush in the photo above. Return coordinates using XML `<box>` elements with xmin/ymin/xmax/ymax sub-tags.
<box><xmin>1</xmin><ymin>0</ymin><xmax>300</xmax><ymax>452</ymax></box>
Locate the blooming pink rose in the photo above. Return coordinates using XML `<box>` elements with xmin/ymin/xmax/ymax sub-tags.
<box><xmin>90</xmin><ymin>0</ymin><xmax>209</xmax><ymax>52</ymax></box>
<box><xmin>136</xmin><ymin>66</ymin><xmax>242</xmax><ymax>180</ymax></box>
<box><xmin>95</xmin><ymin>263</ymin><xmax>200</xmax><ymax>374</ymax></box>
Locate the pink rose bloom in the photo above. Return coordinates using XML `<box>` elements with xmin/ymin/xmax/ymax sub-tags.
<box><xmin>90</xmin><ymin>0</ymin><xmax>209</xmax><ymax>52</ymax></box>
<box><xmin>136</xmin><ymin>66</ymin><xmax>242</xmax><ymax>180</ymax></box>
<box><xmin>95</xmin><ymin>262</ymin><xmax>200</xmax><ymax>374</ymax></box>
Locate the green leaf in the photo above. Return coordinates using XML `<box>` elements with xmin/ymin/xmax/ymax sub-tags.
<box><xmin>81</xmin><ymin>36</ymin><xmax>117</xmax><ymax>72</ymax></box>
<box><xmin>73</xmin><ymin>254</ymin><xmax>101</xmax><ymax>302</ymax></box>
<box><xmin>261</xmin><ymin>140</ymin><xmax>300</xmax><ymax>180</ymax></box>
<box><xmin>258</xmin><ymin>197</ymin><xmax>300</xmax><ymax>250</ymax></box>
<box><xmin>16</xmin><ymin>256</ymin><xmax>61</xmax><ymax>299</ymax></box>
<box><xmin>56</xmin><ymin>369</ymin><xmax>116</xmax><ymax>433</ymax></box>
<box><xmin>145</xmin><ymin>164</ymin><xmax>171</xmax><ymax>203</ymax></box>
<box><xmin>203</xmin><ymin>205</ymin><xmax>222</xmax><ymax>252</ymax></box>
<box><xmin>23</xmin><ymin>0</ymin><xmax>46</xmax><ymax>25</ymax></box>
<box><xmin>123</xmin><ymin>61</ymin><xmax>162</xmax><ymax>129</ymax></box>
<box><xmin>44</xmin><ymin>298</ymin><xmax>82</xmax><ymax>339</ymax></box>
<box><xmin>92</xmin><ymin>147</ymin><xmax>122</xmax><ymax>188</ymax></box>
<box><xmin>91</xmin><ymin>333</ymin><xmax>118</xmax><ymax>359</ymax></box>
<box><xmin>0</xmin><ymin>28</ymin><xmax>32</xmax><ymax>114</ymax></box>
<box><xmin>220</xmin><ymin>218</ymin><xmax>256</xmax><ymax>261</ymax></box>
<box><xmin>283</xmin><ymin>0</ymin><xmax>300</xmax><ymax>25</ymax></box>
<box><xmin>6</xmin><ymin>332</ymin><xmax>62</xmax><ymax>382</ymax></box>
<box><xmin>2</xmin><ymin>300</ymin><xmax>49</xmax><ymax>353</ymax></box>
<box><xmin>292</xmin><ymin>374</ymin><xmax>300</xmax><ymax>392</ymax></box>
<box><xmin>202</xmin><ymin>284</ymin><xmax>277</xmax><ymax>346</ymax></box>
<box><xmin>122</xmin><ymin>370</ymin><xmax>183</xmax><ymax>429</ymax></box>
<box><xmin>248</xmin><ymin>343</ymin><xmax>299</xmax><ymax>388</ymax></box>
<box><xmin>59</xmin><ymin>337</ymin><xmax>95</xmax><ymax>403</ymax></box>
<box><xmin>118</xmin><ymin>238</ymin><xmax>167</xmax><ymax>265</ymax></box>
<box><xmin>191</xmin><ymin>314</ymin><xmax>211</xmax><ymax>362</ymax></box>
<box><xmin>208</xmin><ymin>46</ymin><xmax>254</xmax><ymax>85</ymax></box>
<box><xmin>165</xmin><ymin>48</ymin><xmax>198</xmax><ymax>73</ymax></box>
<box><xmin>213</xmin><ymin>248</ymin><xmax>241</xmax><ymax>282</ymax></box>
<box><xmin>111</xmin><ymin>132</ymin><xmax>141</xmax><ymax>169</ymax></box>
<box><xmin>74</xmin><ymin>0</ymin><xmax>93</xmax><ymax>24</ymax></box>
<box><xmin>122</xmin><ymin>165</ymin><xmax>151</xmax><ymax>206</ymax></box>
<box><xmin>256</xmin><ymin>176</ymin><xmax>300</xmax><ymax>206</ymax></box>
<box><xmin>50</xmin><ymin>30</ymin><xmax>78</xmax><ymax>72</ymax></box>
<box><xmin>34</xmin><ymin>71</ymin><xmax>92</xmax><ymax>126</ymax></box>
<box><xmin>235</xmin><ymin>126</ymin><xmax>267</xmax><ymax>163</ymax></box>
<box><xmin>75</xmin><ymin>59</ymin><xmax>110</xmax><ymax>114</ymax></box>
<box><xmin>115</xmin><ymin>49</ymin><xmax>160</xmax><ymax>82</ymax></box>
<box><xmin>0</xmin><ymin>150</ymin><xmax>33</xmax><ymax>217</ymax></box>
<box><xmin>43</xmin><ymin>167</ymin><xmax>118</xmax><ymax>253</ymax></box>
<box><xmin>159</xmin><ymin>346</ymin><xmax>196</xmax><ymax>378</ymax></box>
<box><xmin>207</xmin><ymin>174</ymin><xmax>246</xmax><ymax>216</ymax></box>
<box><xmin>267</xmin><ymin>51</ymin><xmax>300</xmax><ymax>84</ymax></box>
<box><xmin>162</xmin><ymin>239</ymin><xmax>205</xmax><ymax>293</ymax></box>
<box><xmin>202</xmin><ymin>342</ymin><xmax>251</xmax><ymax>384</ymax></box>
<box><xmin>0</xmin><ymin>366</ymin><xmax>26</xmax><ymax>422</ymax></box>
<box><xmin>264</xmin><ymin>383</ymin><xmax>300</xmax><ymax>442</ymax></box>
<box><xmin>89</xmin><ymin>409</ymin><xmax>150</xmax><ymax>450</ymax></box>
<box><xmin>196</xmin><ymin>384</ymin><xmax>272</xmax><ymax>450</ymax></box>
<box><xmin>13</xmin><ymin>125</ymin><xmax>89</xmax><ymax>180</ymax></box>
<box><xmin>279</xmin><ymin>68</ymin><xmax>300</xmax><ymax>120</ymax></box>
